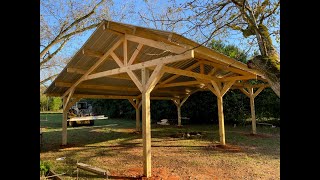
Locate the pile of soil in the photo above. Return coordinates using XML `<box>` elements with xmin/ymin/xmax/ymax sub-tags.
<box><xmin>206</xmin><ymin>144</ymin><xmax>242</xmax><ymax>152</ymax></box>
<box><xmin>170</xmin><ymin>132</ymin><xmax>203</xmax><ymax>139</ymax></box>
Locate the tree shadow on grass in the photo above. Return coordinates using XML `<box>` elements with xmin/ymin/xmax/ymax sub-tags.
<box><xmin>41</xmin><ymin>120</ymin><xmax>279</xmax><ymax>159</ymax></box>
<box><xmin>150</xmin><ymin>124</ymin><xmax>280</xmax><ymax>158</ymax></box>
<box><xmin>43</xmin><ymin>139</ymin><xmax>143</xmax><ymax>179</ymax></box>
<box><xmin>40</xmin><ymin>126</ymin><xmax>141</xmax><ymax>153</ymax></box>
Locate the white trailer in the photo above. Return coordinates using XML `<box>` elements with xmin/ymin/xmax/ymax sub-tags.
<box><xmin>67</xmin><ymin>102</ymin><xmax>108</xmax><ymax>127</ymax></box>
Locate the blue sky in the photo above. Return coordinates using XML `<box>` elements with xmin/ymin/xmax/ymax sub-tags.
<box><xmin>59</xmin><ymin>0</ymin><xmax>279</xmax><ymax>55</ymax></box>
<box><xmin>41</xmin><ymin>0</ymin><xmax>280</xmax><ymax>86</ymax></box>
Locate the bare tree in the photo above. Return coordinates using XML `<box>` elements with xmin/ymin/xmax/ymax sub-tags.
<box><xmin>40</xmin><ymin>0</ymin><xmax>111</xmax><ymax>85</ymax></box>
<box><xmin>140</xmin><ymin>0</ymin><xmax>280</xmax><ymax>97</ymax></box>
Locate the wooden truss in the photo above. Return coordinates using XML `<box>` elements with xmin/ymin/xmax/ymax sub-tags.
<box><xmin>56</xmin><ymin>26</ymin><xmax>268</xmax><ymax>178</ymax></box>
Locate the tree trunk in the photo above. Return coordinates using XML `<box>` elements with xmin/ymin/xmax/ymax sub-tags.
<box><xmin>248</xmin><ymin>53</ymin><xmax>280</xmax><ymax>97</ymax></box>
<box><xmin>248</xmin><ymin>24</ymin><xmax>280</xmax><ymax>97</ymax></box>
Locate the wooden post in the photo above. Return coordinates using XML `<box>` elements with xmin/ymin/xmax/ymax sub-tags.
<box><xmin>174</xmin><ymin>99</ymin><xmax>182</xmax><ymax>126</ymax></box>
<box><xmin>249</xmin><ymin>92</ymin><xmax>256</xmax><ymax>134</ymax></box>
<box><xmin>142</xmin><ymin>92</ymin><xmax>151</xmax><ymax>177</ymax></box>
<box><xmin>129</xmin><ymin>98</ymin><xmax>141</xmax><ymax>132</ymax></box>
<box><xmin>62</xmin><ymin>96</ymin><xmax>68</xmax><ymax>145</ymax></box>
<box><xmin>136</xmin><ymin>99</ymin><xmax>141</xmax><ymax>131</ymax></box>
<box><xmin>217</xmin><ymin>95</ymin><xmax>225</xmax><ymax>145</ymax></box>
<box><xmin>172</xmin><ymin>99</ymin><xmax>182</xmax><ymax>126</ymax></box>
<box><xmin>207</xmin><ymin>80</ymin><xmax>235</xmax><ymax>145</ymax></box>
<box><xmin>141</xmin><ymin>68</ymin><xmax>151</xmax><ymax>177</ymax></box>
<box><xmin>62</xmin><ymin>89</ymin><xmax>75</xmax><ymax>145</ymax></box>
<box><xmin>240</xmin><ymin>86</ymin><xmax>265</xmax><ymax>135</ymax></box>
<box><xmin>177</xmin><ymin>105</ymin><xmax>181</xmax><ymax>126</ymax></box>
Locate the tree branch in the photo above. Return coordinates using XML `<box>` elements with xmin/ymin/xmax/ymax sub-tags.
<box><xmin>40</xmin><ymin>0</ymin><xmax>105</xmax><ymax>58</ymax></box>
<box><xmin>57</xmin><ymin>23</ymin><xmax>99</xmax><ymax>42</ymax></box>
<box><xmin>40</xmin><ymin>74</ymin><xmax>59</xmax><ymax>85</ymax></box>
<box><xmin>231</xmin><ymin>0</ymin><xmax>267</xmax><ymax>56</ymax></box>
<box><xmin>60</xmin><ymin>0</ymin><xmax>105</xmax><ymax>35</ymax></box>
<box><xmin>40</xmin><ymin>38</ymin><xmax>69</xmax><ymax>67</ymax></box>
<box><xmin>259</xmin><ymin>1</ymin><xmax>280</xmax><ymax>24</ymax></box>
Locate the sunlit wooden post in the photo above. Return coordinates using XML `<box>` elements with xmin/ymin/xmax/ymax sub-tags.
<box><xmin>207</xmin><ymin>80</ymin><xmax>235</xmax><ymax>145</ymax></box>
<box><xmin>62</xmin><ymin>96</ymin><xmax>68</xmax><ymax>145</ymax></box>
<box><xmin>128</xmin><ymin>98</ymin><xmax>141</xmax><ymax>131</ymax></box>
<box><xmin>240</xmin><ymin>86</ymin><xmax>265</xmax><ymax>134</ymax></box>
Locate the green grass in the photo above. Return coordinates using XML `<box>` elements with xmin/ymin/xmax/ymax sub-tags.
<box><xmin>40</xmin><ymin>114</ymin><xmax>280</xmax><ymax>179</ymax></box>
<box><xmin>40</xmin><ymin>111</ymin><xmax>63</xmax><ymax>114</ymax></box>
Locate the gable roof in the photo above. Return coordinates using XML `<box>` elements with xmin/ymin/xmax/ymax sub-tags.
<box><xmin>45</xmin><ymin>20</ymin><xmax>267</xmax><ymax>99</ymax></box>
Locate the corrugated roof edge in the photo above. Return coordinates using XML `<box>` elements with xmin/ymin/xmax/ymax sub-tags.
<box><xmin>44</xmin><ymin>20</ymin><xmax>107</xmax><ymax>94</ymax></box>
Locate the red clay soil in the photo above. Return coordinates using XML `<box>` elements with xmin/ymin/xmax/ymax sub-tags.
<box><xmin>46</xmin><ymin>131</ymin><xmax>279</xmax><ymax>180</ymax></box>
<box><xmin>51</xmin><ymin>144</ymin><xmax>280</xmax><ymax>180</ymax></box>
<box><xmin>105</xmin><ymin>145</ymin><xmax>250</xmax><ymax>180</ymax></box>
<box><xmin>110</xmin><ymin>167</ymin><xmax>180</xmax><ymax>180</ymax></box>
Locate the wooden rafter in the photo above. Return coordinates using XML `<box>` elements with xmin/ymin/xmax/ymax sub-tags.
<box><xmin>172</xmin><ymin>99</ymin><xmax>179</xmax><ymax>107</ymax></box>
<box><xmin>208</xmin><ymin>80</ymin><xmax>235</xmax><ymax>98</ymax></box>
<box><xmin>55</xmin><ymin>82</ymin><xmax>138</xmax><ymax>91</ymax></box>
<box><xmin>67</xmin><ymin>68</ymin><xmax>87</xmax><ymax>74</ymax></box>
<box><xmin>128</xmin><ymin>43</ymin><xmax>143</xmax><ymax>65</ymax></box>
<box><xmin>56</xmin><ymin>82</ymin><xmax>185</xmax><ymax>95</ymax></box>
<box><xmin>150</xmin><ymin>97</ymin><xmax>178</xmax><ymax>100</ymax></box>
<box><xmin>157</xmin><ymin>81</ymin><xmax>200</xmax><ymax>88</ymax></box>
<box><xmin>62</xmin><ymin>38</ymin><xmax>124</xmax><ymax>97</ymax></box>
<box><xmin>67</xmin><ymin>68</ymin><xmax>132</xmax><ymax>80</ymax></box>
<box><xmin>239</xmin><ymin>86</ymin><xmax>265</xmax><ymax>98</ymax></box>
<box><xmin>106</xmin><ymin>21</ymin><xmax>178</xmax><ymax>46</ymax></box>
<box><xmin>208</xmin><ymin>67</ymin><xmax>219</xmax><ymax>76</ymax></box>
<box><xmin>85</xmin><ymin>51</ymin><xmax>194</xmax><ymax>81</ymax></box>
<box><xmin>253</xmin><ymin>86</ymin><xmax>265</xmax><ymax>98</ymax></box>
<box><xmin>201</xmin><ymin>60</ymin><xmax>252</xmax><ymax>76</ymax></box>
<box><xmin>127</xmin><ymin>71</ymin><xmax>143</xmax><ymax>92</ymax></box>
<box><xmin>145</xmin><ymin>63</ymin><xmax>165</xmax><ymax>94</ymax></box>
<box><xmin>221</xmin><ymin>80</ymin><xmax>236</xmax><ymax>96</ymax></box>
<box><xmin>65</xmin><ymin>97</ymin><xmax>81</xmax><ymax>111</ymax></box>
<box><xmin>128</xmin><ymin>99</ymin><xmax>137</xmax><ymax>109</ymax></box>
<box><xmin>200</xmin><ymin>62</ymin><xmax>204</xmax><ymax>74</ymax></box>
<box><xmin>73</xmin><ymin>94</ymin><xmax>137</xmax><ymax>99</ymax></box>
<box><xmin>206</xmin><ymin>83</ymin><xmax>218</xmax><ymax>96</ymax></box>
<box><xmin>82</xmin><ymin>49</ymin><xmax>104</xmax><ymax>58</ymax></box>
<box><xmin>123</xmin><ymin>36</ymin><xmax>128</xmax><ymax>66</ymax></box>
<box><xmin>163</xmin><ymin>66</ymin><xmax>219</xmax><ymax>82</ymax></box>
<box><xmin>180</xmin><ymin>89</ymin><xmax>201</xmax><ymax>106</ymax></box>
<box><xmin>239</xmin><ymin>88</ymin><xmax>250</xmax><ymax>97</ymax></box>
<box><xmin>63</xmin><ymin>88</ymin><xmax>74</xmax><ymax>111</ymax></box>
<box><xmin>110</xmin><ymin>52</ymin><xmax>124</xmax><ymax>67</ymax></box>
<box><xmin>126</xmin><ymin>34</ymin><xmax>186</xmax><ymax>54</ymax></box>
<box><xmin>221</xmin><ymin>75</ymin><xmax>257</xmax><ymax>82</ymax></box>
<box><xmin>160</xmin><ymin>62</ymin><xmax>200</xmax><ymax>85</ymax></box>
<box><xmin>216</xmin><ymin>71</ymin><xmax>234</xmax><ymax>78</ymax></box>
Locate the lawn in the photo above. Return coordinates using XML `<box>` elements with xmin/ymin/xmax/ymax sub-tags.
<box><xmin>40</xmin><ymin>113</ymin><xmax>280</xmax><ymax>179</ymax></box>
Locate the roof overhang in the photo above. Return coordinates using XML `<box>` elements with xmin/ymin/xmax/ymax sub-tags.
<box><xmin>44</xmin><ymin>20</ymin><xmax>268</xmax><ymax>100</ymax></box>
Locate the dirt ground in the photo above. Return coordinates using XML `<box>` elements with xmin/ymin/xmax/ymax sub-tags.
<box><xmin>48</xmin><ymin>137</ymin><xmax>279</xmax><ymax>180</ymax></box>
<box><xmin>40</xmin><ymin>117</ymin><xmax>280</xmax><ymax>180</ymax></box>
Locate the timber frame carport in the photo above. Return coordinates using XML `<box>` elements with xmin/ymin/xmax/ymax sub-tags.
<box><xmin>44</xmin><ymin>20</ymin><xmax>269</xmax><ymax>177</ymax></box>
